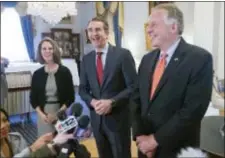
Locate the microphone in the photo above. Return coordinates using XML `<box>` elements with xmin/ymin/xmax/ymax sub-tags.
<box><xmin>75</xmin><ymin>115</ymin><xmax>90</xmax><ymax>137</ymax></box>
<box><xmin>56</xmin><ymin>115</ymin><xmax>90</xmax><ymax>158</ymax></box>
<box><xmin>56</xmin><ymin>115</ymin><xmax>91</xmax><ymax>158</ymax></box>
<box><xmin>54</xmin><ymin>115</ymin><xmax>78</xmax><ymax>134</ymax></box>
<box><xmin>57</xmin><ymin>110</ymin><xmax>67</xmax><ymax>121</ymax></box>
<box><xmin>70</xmin><ymin>103</ymin><xmax>83</xmax><ymax>117</ymax></box>
<box><xmin>54</xmin><ymin>103</ymin><xmax>83</xmax><ymax>134</ymax></box>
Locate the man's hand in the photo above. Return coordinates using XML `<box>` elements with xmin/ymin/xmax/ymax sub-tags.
<box><xmin>53</xmin><ymin>133</ymin><xmax>74</xmax><ymax>145</ymax></box>
<box><xmin>146</xmin><ymin>150</ymin><xmax>156</xmax><ymax>158</ymax></box>
<box><xmin>46</xmin><ymin>133</ymin><xmax>74</xmax><ymax>156</ymax></box>
<box><xmin>30</xmin><ymin>132</ymin><xmax>53</xmax><ymax>152</ymax></box>
<box><xmin>90</xmin><ymin>99</ymin><xmax>101</xmax><ymax>108</ymax></box>
<box><xmin>136</xmin><ymin>135</ymin><xmax>158</xmax><ymax>155</ymax></box>
<box><xmin>95</xmin><ymin>99</ymin><xmax>112</xmax><ymax>115</ymax></box>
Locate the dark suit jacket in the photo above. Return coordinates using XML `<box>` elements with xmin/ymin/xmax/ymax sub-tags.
<box><xmin>132</xmin><ymin>38</ymin><xmax>213</xmax><ymax>152</ymax></box>
<box><xmin>79</xmin><ymin>44</ymin><xmax>137</xmax><ymax>132</ymax></box>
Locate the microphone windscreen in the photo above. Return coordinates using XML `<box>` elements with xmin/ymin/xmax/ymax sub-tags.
<box><xmin>71</xmin><ymin>103</ymin><xmax>83</xmax><ymax>117</ymax></box>
<box><xmin>78</xmin><ymin>115</ymin><xmax>90</xmax><ymax>129</ymax></box>
<box><xmin>57</xmin><ymin>110</ymin><xmax>67</xmax><ymax>121</ymax></box>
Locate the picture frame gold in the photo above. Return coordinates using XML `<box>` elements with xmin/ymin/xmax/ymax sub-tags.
<box><xmin>41</xmin><ymin>32</ymin><xmax>52</xmax><ymax>39</ymax></box>
<box><xmin>148</xmin><ymin>2</ymin><xmax>172</xmax><ymax>15</ymax></box>
<box><xmin>144</xmin><ymin>23</ymin><xmax>152</xmax><ymax>51</ymax></box>
<box><xmin>146</xmin><ymin>2</ymin><xmax>172</xmax><ymax>51</ymax></box>
<box><xmin>85</xmin><ymin>29</ymin><xmax>91</xmax><ymax>44</ymax></box>
<box><xmin>71</xmin><ymin>33</ymin><xmax>81</xmax><ymax>60</ymax></box>
<box><xmin>148</xmin><ymin>1</ymin><xmax>158</xmax><ymax>15</ymax></box>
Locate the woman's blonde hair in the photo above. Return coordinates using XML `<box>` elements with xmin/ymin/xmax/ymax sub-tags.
<box><xmin>36</xmin><ymin>37</ymin><xmax>61</xmax><ymax>64</ymax></box>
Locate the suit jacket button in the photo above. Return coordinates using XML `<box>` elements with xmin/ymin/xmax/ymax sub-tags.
<box><xmin>148</xmin><ymin>113</ymin><xmax>150</xmax><ymax>116</ymax></box>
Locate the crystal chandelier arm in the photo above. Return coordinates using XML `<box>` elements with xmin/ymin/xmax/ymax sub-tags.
<box><xmin>26</xmin><ymin>2</ymin><xmax>77</xmax><ymax>25</ymax></box>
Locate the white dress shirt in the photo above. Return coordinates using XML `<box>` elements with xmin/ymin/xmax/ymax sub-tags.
<box><xmin>159</xmin><ymin>38</ymin><xmax>181</xmax><ymax>67</ymax></box>
<box><xmin>95</xmin><ymin>43</ymin><xmax>109</xmax><ymax>69</ymax></box>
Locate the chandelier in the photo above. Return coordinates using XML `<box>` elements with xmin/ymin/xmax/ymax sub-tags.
<box><xmin>26</xmin><ymin>2</ymin><xmax>77</xmax><ymax>25</ymax></box>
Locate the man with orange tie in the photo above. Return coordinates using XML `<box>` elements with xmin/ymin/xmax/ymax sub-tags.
<box><xmin>132</xmin><ymin>3</ymin><xmax>213</xmax><ymax>158</ymax></box>
<box><xmin>79</xmin><ymin>17</ymin><xmax>137</xmax><ymax>158</ymax></box>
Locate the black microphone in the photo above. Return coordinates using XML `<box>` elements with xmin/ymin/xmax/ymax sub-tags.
<box><xmin>56</xmin><ymin>115</ymin><xmax>91</xmax><ymax>158</ymax></box>
<box><xmin>75</xmin><ymin>115</ymin><xmax>90</xmax><ymax>137</ymax></box>
<box><xmin>57</xmin><ymin>110</ymin><xmax>67</xmax><ymax>121</ymax></box>
<box><xmin>70</xmin><ymin>102</ymin><xmax>83</xmax><ymax>117</ymax></box>
<box><xmin>78</xmin><ymin>115</ymin><xmax>90</xmax><ymax>128</ymax></box>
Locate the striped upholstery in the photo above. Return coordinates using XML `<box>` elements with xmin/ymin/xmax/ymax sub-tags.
<box><xmin>10</xmin><ymin>123</ymin><xmax>37</xmax><ymax>146</ymax></box>
<box><xmin>3</xmin><ymin>71</ymin><xmax>33</xmax><ymax>115</ymax></box>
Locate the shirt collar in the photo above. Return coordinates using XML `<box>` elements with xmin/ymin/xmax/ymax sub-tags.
<box><xmin>95</xmin><ymin>43</ymin><xmax>109</xmax><ymax>55</ymax></box>
<box><xmin>160</xmin><ymin>38</ymin><xmax>181</xmax><ymax>59</ymax></box>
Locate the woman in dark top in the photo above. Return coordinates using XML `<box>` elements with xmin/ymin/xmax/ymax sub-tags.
<box><xmin>30</xmin><ymin>37</ymin><xmax>75</xmax><ymax>136</ymax></box>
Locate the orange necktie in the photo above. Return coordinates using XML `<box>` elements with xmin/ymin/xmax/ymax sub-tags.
<box><xmin>150</xmin><ymin>53</ymin><xmax>167</xmax><ymax>99</ymax></box>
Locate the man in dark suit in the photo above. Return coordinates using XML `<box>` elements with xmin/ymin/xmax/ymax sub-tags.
<box><xmin>132</xmin><ymin>3</ymin><xmax>213</xmax><ymax>158</ymax></box>
<box><xmin>79</xmin><ymin>17</ymin><xmax>137</xmax><ymax>158</ymax></box>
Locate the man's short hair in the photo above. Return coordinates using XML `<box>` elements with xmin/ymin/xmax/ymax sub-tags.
<box><xmin>87</xmin><ymin>17</ymin><xmax>109</xmax><ymax>34</ymax></box>
<box><xmin>153</xmin><ymin>3</ymin><xmax>184</xmax><ymax>35</ymax></box>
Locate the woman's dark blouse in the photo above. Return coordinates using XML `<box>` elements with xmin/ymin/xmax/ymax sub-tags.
<box><xmin>30</xmin><ymin>64</ymin><xmax>75</xmax><ymax>112</ymax></box>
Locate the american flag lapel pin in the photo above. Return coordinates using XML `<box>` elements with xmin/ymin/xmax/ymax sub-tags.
<box><xmin>174</xmin><ymin>58</ymin><xmax>179</xmax><ymax>61</ymax></box>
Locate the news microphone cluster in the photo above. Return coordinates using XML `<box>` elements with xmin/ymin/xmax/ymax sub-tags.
<box><xmin>53</xmin><ymin>103</ymin><xmax>91</xmax><ymax>158</ymax></box>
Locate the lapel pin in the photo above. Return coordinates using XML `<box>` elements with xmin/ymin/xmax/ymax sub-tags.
<box><xmin>174</xmin><ymin>58</ymin><xmax>179</xmax><ymax>61</ymax></box>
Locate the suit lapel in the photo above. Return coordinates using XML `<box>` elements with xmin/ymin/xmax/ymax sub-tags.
<box><xmin>101</xmin><ymin>45</ymin><xmax>114</xmax><ymax>91</ymax></box>
<box><xmin>151</xmin><ymin>38</ymin><xmax>187</xmax><ymax>101</ymax></box>
<box><xmin>89</xmin><ymin>51</ymin><xmax>101</xmax><ymax>93</ymax></box>
<box><xmin>142</xmin><ymin>51</ymin><xmax>159</xmax><ymax>111</ymax></box>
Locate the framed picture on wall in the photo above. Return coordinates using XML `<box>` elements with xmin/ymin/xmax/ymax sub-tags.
<box><xmin>41</xmin><ymin>32</ymin><xmax>52</xmax><ymax>39</ymax></box>
<box><xmin>51</xmin><ymin>28</ymin><xmax>73</xmax><ymax>58</ymax></box>
<box><xmin>148</xmin><ymin>1</ymin><xmax>172</xmax><ymax>15</ymax></box>
<box><xmin>85</xmin><ymin>29</ymin><xmax>91</xmax><ymax>44</ymax></box>
<box><xmin>71</xmin><ymin>33</ymin><xmax>80</xmax><ymax>60</ymax></box>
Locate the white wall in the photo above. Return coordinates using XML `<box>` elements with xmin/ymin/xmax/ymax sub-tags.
<box><xmin>217</xmin><ymin>2</ymin><xmax>224</xmax><ymax>79</ymax></box>
<box><xmin>175</xmin><ymin>2</ymin><xmax>194</xmax><ymax>44</ymax></box>
<box><xmin>192</xmin><ymin>2</ymin><xmax>224</xmax><ymax>77</ymax></box>
<box><xmin>123</xmin><ymin>2</ymin><xmax>149</xmax><ymax>69</ymax></box>
<box><xmin>193</xmin><ymin>2</ymin><xmax>215</xmax><ymax>55</ymax></box>
<box><xmin>78</xmin><ymin>2</ymin><xmax>96</xmax><ymax>57</ymax></box>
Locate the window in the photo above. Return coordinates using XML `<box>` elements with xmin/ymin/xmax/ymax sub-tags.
<box><xmin>1</xmin><ymin>8</ymin><xmax>30</xmax><ymax>62</ymax></box>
